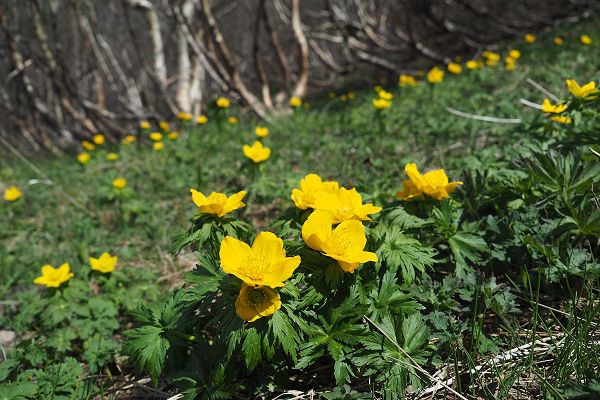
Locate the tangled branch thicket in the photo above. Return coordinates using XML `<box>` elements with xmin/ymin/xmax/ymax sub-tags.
<box><xmin>0</xmin><ymin>0</ymin><xmax>595</xmax><ymax>150</ymax></box>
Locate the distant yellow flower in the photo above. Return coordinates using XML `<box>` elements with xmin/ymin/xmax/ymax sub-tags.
<box><xmin>82</xmin><ymin>140</ymin><xmax>95</xmax><ymax>151</ymax></box>
<box><xmin>329</xmin><ymin>92</ymin><xmax>336</xmax><ymax>98</ymax></box>
<box><xmin>541</xmin><ymin>98</ymin><xmax>567</xmax><ymax>114</ymax></box>
<box><xmin>505</xmin><ymin>56</ymin><xmax>516</xmax><ymax>64</ymax></box>
<box><xmin>551</xmin><ymin>115</ymin><xmax>572</xmax><ymax>124</ymax></box>
<box><xmin>177</xmin><ymin>112</ymin><xmax>192</xmax><ymax>121</ymax></box>
<box><xmin>190</xmin><ymin>189</ymin><xmax>247</xmax><ymax>217</ymax></box>
<box><xmin>340</xmin><ymin>94</ymin><xmax>348</xmax><ymax>101</ymax></box>
<box><xmin>34</xmin><ymin>263</ymin><xmax>74</xmax><ymax>288</ymax></box>
<box><xmin>93</xmin><ymin>134</ymin><xmax>105</xmax><ymax>145</ymax></box>
<box><xmin>113</xmin><ymin>178</ymin><xmax>126</xmax><ymax>189</ymax></box>
<box><xmin>397</xmin><ymin>163</ymin><xmax>462</xmax><ymax>201</ymax></box>
<box><xmin>4</xmin><ymin>186</ymin><xmax>22</xmax><ymax>201</ymax></box>
<box><xmin>159</xmin><ymin>121</ymin><xmax>169</xmax><ymax>131</ymax></box>
<box><xmin>167</xmin><ymin>132</ymin><xmax>179</xmax><ymax>140</ymax></box>
<box><xmin>455</xmin><ymin>56</ymin><xmax>462</xmax><ymax>62</ymax></box>
<box><xmin>466</xmin><ymin>60</ymin><xmax>479</xmax><ymax>70</ymax></box>
<box><xmin>106</xmin><ymin>153</ymin><xmax>118</xmax><ymax>161</ymax></box>
<box><xmin>301</xmin><ymin>210</ymin><xmax>377</xmax><ymax>273</ymax></box>
<box><xmin>486</xmin><ymin>59</ymin><xmax>498</xmax><ymax>67</ymax></box>
<box><xmin>372</xmin><ymin>98</ymin><xmax>392</xmax><ymax>109</ymax></box>
<box><xmin>554</xmin><ymin>37</ymin><xmax>563</xmax><ymax>45</ymax></box>
<box><xmin>235</xmin><ymin>283</ymin><xmax>282</xmax><ymax>322</ymax></box>
<box><xmin>220</xmin><ymin>232</ymin><xmax>301</xmax><ymax>287</ymax></box>
<box><xmin>566</xmin><ymin>79</ymin><xmax>598</xmax><ymax>99</ymax></box>
<box><xmin>243</xmin><ymin>141</ymin><xmax>271</xmax><ymax>163</ymax></box>
<box><xmin>121</xmin><ymin>135</ymin><xmax>136</xmax><ymax>144</ymax></box>
<box><xmin>149</xmin><ymin>132</ymin><xmax>163</xmax><ymax>141</ymax></box>
<box><xmin>216</xmin><ymin>97</ymin><xmax>230</xmax><ymax>108</ymax></box>
<box><xmin>290</xmin><ymin>97</ymin><xmax>302</xmax><ymax>107</ymax></box>
<box><xmin>197</xmin><ymin>115</ymin><xmax>208</xmax><ymax>124</ymax></box>
<box><xmin>228</xmin><ymin>116</ymin><xmax>239</xmax><ymax>124</ymax></box>
<box><xmin>153</xmin><ymin>141</ymin><xmax>164</xmax><ymax>151</ymax></box>
<box><xmin>398</xmin><ymin>74</ymin><xmax>418</xmax><ymax>86</ymax></box>
<box><xmin>509</xmin><ymin>50</ymin><xmax>521</xmax><ymax>59</ymax></box>
<box><xmin>504</xmin><ymin>62</ymin><xmax>515</xmax><ymax>71</ymax></box>
<box><xmin>581</xmin><ymin>35</ymin><xmax>593</xmax><ymax>45</ymax></box>
<box><xmin>378</xmin><ymin>90</ymin><xmax>393</xmax><ymax>100</ymax></box>
<box><xmin>348</xmin><ymin>92</ymin><xmax>355</xmax><ymax>99</ymax></box>
<box><xmin>291</xmin><ymin>174</ymin><xmax>339</xmax><ymax>210</ymax></box>
<box><xmin>90</xmin><ymin>252</ymin><xmax>118</xmax><ymax>273</ymax></box>
<box><xmin>525</xmin><ymin>34</ymin><xmax>536</xmax><ymax>43</ymax></box>
<box><xmin>485</xmin><ymin>52</ymin><xmax>500</xmax><ymax>61</ymax></box>
<box><xmin>314</xmin><ymin>187</ymin><xmax>381</xmax><ymax>224</ymax></box>
<box><xmin>374</xmin><ymin>85</ymin><xmax>382</xmax><ymax>92</ymax></box>
<box><xmin>140</xmin><ymin>121</ymin><xmax>151</xmax><ymax>129</ymax></box>
<box><xmin>427</xmin><ymin>66</ymin><xmax>444</xmax><ymax>83</ymax></box>
<box><xmin>447</xmin><ymin>62</ymin><xmax>462</xmax><ymax>74</ymax></box>
<box><xmin>77</xmin><ymin>152</ymin><xmax>90</xmax><ymax>165</ymax></box>
<box><xmin>255</xmin><ymin>126</ymin><xmax>269</xmax><ymax>138</ymax></box>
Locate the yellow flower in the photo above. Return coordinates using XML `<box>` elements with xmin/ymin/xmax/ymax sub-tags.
<box><xmin>505</xmin><ymin>56</ymin><xmax>516</xmax><ymax>64</ymax></box>
<box><xmin>566</xmin><ymin>79</ymin><xmax>598</xmax><ymax>99</ymax></box>
<box><xmin>291</xmin><ymin>173</ymin><xmax>339</xmax><ymax>210</ymax></box>
<box><xmin>106</xmin><ymin>153</ymin><xmax>118</xmax><ymax>161</ymax></box>
<box><xmin>485</xmin><ymin>52</ymin><xmax>500</xmax><ymax>61</ymax></box>
<box><xmin>216</xmin><ymin>97</ymin><xmax>230</xmax><ymax>108</ymax></box>
<box><xmin>77</xmin><ymin>152</ymin><xmax>90</xmax><ymax>165</ymax></box>
<box><xmin>93</xmin><ymin>134</ymin><xmax>105</xmax><ymax>145</ymax></box>
<box><xmin>509</xmin><ymin>50</ymin><xmax>521</xmax><ymax>59</ymax></box>
<box><xmin>374</xmin><ymin>85</ymin><xmax>382</xmax><ymax>92</ymax></box>
<box><xmin>121</xmin><ymin>135</ymin><xmax>136</xmax><ymax>144</ymax></box>
<box><xmin>255</xmin><ymin>126</ymin><xmax>269</xmax><ymax>138</ymax></box>
<box><xmin>82</xmin><ymin>140</ymin><xmax>95</xmax><ymax>151</ymax></box>
<box><xmin>340</xmin><ymin>94</ymin><xmax>348</xmax><ymax>101</ymax></box>
<box><xmin>378</xmin><ymin>90</ymin><xmax>393</xmax><ymax>100</ymax></box>
<box><xmin>290</xmin><ymin>97</ymin><xmax>302</xmax><ymax>107</ymax></box>
<box><xmin>235</xmin><ymin>283</ymin><xmax>282</xmax><ymax>322</ymax></box>
<box><xmin>90</xmin><ymin>252</ymin><xmax>118</xmax><ymax>273</ymax></box>
<box><xmin>153</xmin><ymin>141</ymin><xmax>164</xmax><ymax>151</ymax></box>
<box><xmin>190</xmin><ymin>189</ymin><xmax>247</xmax><ymax>217</ymax></box>
<box><xmin>504</xmin><ymin>62</ymin><xmax>515</xmax><ymax>71</ymax></box>
<box><xmin>465</xmin><ymin>60</ymin><xmax>479</xmax><ymax>70</ymax></box>
<box><xmin>396</xmin><ymin>163</ymin><xmax>462</xmax><ymax>201</ymax></box>
<box><xmin>140</xmin><ymin>121</ymin><xmax>151</xmax><ymax>129</ymax></box>
<box><xmin>4</xmin><ymin>186</ymin><xmax>22</xmax><ymax>201</ymax></box>
<box><xmin>329</xmin><ymin>92</ymin><xmax>336</xmax><ymax>98</ymax></box>
<box><xmin>455</xmin><ymin>56</ymin><xmax>462</xmax><ymax>62</ymax></box>
<box><xmin>197</xmin><ymin>115</ymin><xmax>208</xmax><ymax>124</ymax></box>
<box><xmin>581</xmin><ymin>35</ymin><xmax>593</xmax><ymax>45</ymax></box>
<box><xmin>398</xmin><ymin>74</ymin><xmax>418</xmax><ymax>87</ymax></box>
<box><xmin>525</xmin><ymin>34</ymin><xmax>536</xmax><ymax>43</ymax></box>
<box><xmin>177</xmin><ymin>112</ymin><xmax>192</xmax><ymax>120</ymax></box>
<box><xmin>314</xmin><ymin>187</ymin><xmax>381</xmax><ymax>224</ymax></box>
<box><xmin>113</xmin><ymin>178</ymin><xmax>126</xmax><ymax>189</ymax></box>
<box><xmin>348</xmin><ymin>92</ymin><xmax>355</xmax><ymax>99</ymax></box>
<box><xmin>243</xmin><ymin>141</ymin><xmax>271</xmax><ymax>163</ymax></box>
<box><xmin>551</xmin><ymin>115</ymin><xmax>572</xmax><ymax>124</ymax></box>
<box><xmin>219</xmin><ymin>232</ymin><xmax>301</xmax><ymax>287</ymax></box>
<box><xmin>228</xmin><ymin>116</ymin><xmax>239</xmax><ymax>124</ymax></box>
<box><xmin>150</xmin><ymin>132</ymin><xmax>163</xmax><ymax>141</ymax></box>
<box><xmin>427</xmin><ymin>66</ymin><xmax>444</xmax><ymax>83</ymax></box>
<box><xmin>167</xmin><ymin>132</ymin><xmax>179</xmax><ymax>140</ymax></box>
<box><xmin>541</xmin><ymin>98</ymin><xmax>567</xmax><ymax>114</ymax></box>
<box><xmin>447</xmin><ymin>62</ymin><xmax>462</xmax><ymax>74</ymax></box>
<box><xmin>301</xmin><ymin>210</ymin><xmax>377</xmax><ymax>273</ymax></box>
<box><xmin>486</xmin><ymin>59</ymin><xmax>498</xmax><ymax>67</ymax></box>
<box><xmin>159</xmin><ymin>121</ymin><xmax>169</xmax><ymax>131</ymax></box>
<box><xmin>554</xmin><ymin>37</ymin><xmax>563</xmax><ymax>45</ymax></box>
<box><xmin>33</xmin><ymin>263</ymin><xmax>74</xmax><ymax>288</ymax></box>
<box><xmin>372</xmin><ymin>98</ymin><xmax>392</xmax><ymax>109</ymax></box>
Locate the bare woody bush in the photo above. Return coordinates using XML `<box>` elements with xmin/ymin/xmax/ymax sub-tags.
<box><xmin>0</xmin><ymin>0</ymin><xmax>595</xmax><ymax>150</ymax></box>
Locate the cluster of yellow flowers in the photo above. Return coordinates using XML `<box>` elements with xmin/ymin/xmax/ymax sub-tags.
<box><xmin>33</xmin><ymin>252</ymin><xmax>118</xmax><ymax>288</ymax></box>
<box><xmin>372</xmin><ymin>87</ymin><xmax>393</xmax><ymax>109</ymax></box>
<box><xmin>540</xmin><ymin>79</ymin><xmax>598</xmax><ymax>124</ymax></box>
<box><xmin>398</xmin><ymin>75</ymin><xmax>419</xmax><ymax>87</ymax></box>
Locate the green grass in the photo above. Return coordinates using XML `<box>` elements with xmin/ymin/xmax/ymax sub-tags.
<box><xmin>2</xmin><ymin>16</ymin><xmax>600</xmax><ymax>399</ymax></box>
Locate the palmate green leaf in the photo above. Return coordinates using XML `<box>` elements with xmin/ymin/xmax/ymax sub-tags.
<box><xmin>171</xmin><ymin>222</ymin><xmax>213</xmax><ymax>254</ymax></box>
<box><xmin>448</xmin><ymin>232</ymin><xmax>488</xmax><ymax>277</ymax></box>
<box><xmin>270</xmin><ymin>307</ymin><xmax>301</xmax><ymax>360</ymax></box>
<box><xmin>242</xmin><ymin>328</ymin><xmax>261</xmax><ymax>370</ymax></box>
<box><xmin>184</xmin><ymin>252</ymin><xmax>226</xmax><ymax>298</ymax></box>
<box><xmin>0</xmin><ymin>381</ymin><xmax>37</xmax><ymax>400</ymax></box>
<box><xmin>334</xmin><ymin>359</ymin><xmax>353</xmax><ymax>385</ymax></box>
<box><xmin>123</xmin><ymin>325</ymin><xmax>170</xmax><ymax>386</ymax></box>
<box><xmin>367</xmin><ymin>270</ymin><xmax>424</xmax><ymax>321</ymax></box>
<box><xmin>381</xmin><ymin>203</ymin><xmax>433</xmax><ymax>230</ymax></box>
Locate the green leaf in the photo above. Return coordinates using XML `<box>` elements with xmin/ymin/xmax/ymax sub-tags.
<box><xmin>241</xmin><ymin>328</ymin><xmax>262</xmax><ymax>370</ymax></box>
<box><xmin>0</xmin><ymin>381</ymin><xmax>37</xmax><ymax>400</ymax></box>
<box><xmin>123</xmin><ymin>325</ymin><xmax>170</xmax><ymax>386</ymax></box>
<box><xmin>449</xmin><ymin>232</ymin><xmax>488</xmax><ymax>276</ymax></box>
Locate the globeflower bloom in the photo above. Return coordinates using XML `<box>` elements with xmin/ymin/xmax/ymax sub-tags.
<box><xmin>106</xmin><ymin>153</ymin><xmax>118</xmax><ymax>161</ymax></box>
<box><xmin>551</xmin><ymin>115</ymin><xmax>572</xmax><ymax>124</ymax></box>
<box><xmin>77</xmin><ymin>152</ymin><xmax>90</xmax><ymax>165</ymax></box>
<box><xmin>554</xmin><ymin>37</ymin><xmax>563</xmax><ymax>45</ymax></box>
<box><xmin>466</xmin><ymin>60</ymin><xmax>480</xmax><ymax>70</ymax></box>
<box><xmin>4</xmin><ymin>186</ymin><xmax>22</xmax><ymax>201</ymax></box>
<box><xmin>372</xmin><ymin>98</ymin><xmax>392</xmax><ymax>109</ymax></box>
<box><xmin>243</xmin><ymin>141</ymin><xmax>271</xmax><ymax>163</ymax></box>
<box><xmin>219</xmin><ymin>232</ymin><xmax>301</xmax><ymax>287</ymax></box>
<box><xmin>525</xmin><ymin>34</ymin><xmax>536</xmax><ymax>43</ymax></box>
<box><xmin>427</xmin><ymin>66</ymin><xmax>444</xmax><ymax>83</ymax></box>
<box><xmin>113</xmin><ymin>178</ymin><xmax>126</xmax><ymax>189</ymax></box>
<box><xmin>177</xmin><ymin>112</ymin><xmax>192</xmax><ymax>121</ymax></box>
<box><xmin>149</xmin><ymin>132</ymin><xmax>163</xmax><ymax>141</ymax></box>
<box><xmin>90</xmin><ymin>252</ymin><xmax>118</xmax><ymax>273</ymax></box>
<box><xmin>228</xmin><ymin>116</ymin><xmax>239</xmax><ymax>124</ymax></box>
<box><xmin>190</xmin><ymin>189</ymin><xmax>247</xmax><ymax>217</ymax></box>
<box><xmin>255</xmin><ymin>126</ymin><xmax>269</xmax><ymax>138</ymax></box>
<box><xmin>93</xmin><ymin>134</ymin><xmax>105</xmax><ymax>145</ymax></box>
<box><xmin>447</xmin><ymin>62</ymin><xmax>462</xmax><ymax>74</ymax></box>
<box><xmin>301</xmin><ymin>210</ymin><xmax>377</xmax><ymax>273</ymax></box>
<box><xmin>159</xmin><ymin>121</ymin><xmax>170</xmax><ymax>131</ymax></box>
<box><xmin>154</xmin><ymin>142</ymin><xmax>164</xmax><ymax>151</ymax></box>
<box><xmin>399</xmin><ymin>74</ymin><xmax>418</xmax><ymax>87</ymax></box>
<box><xmin>216</xmin><ymin>97</ymin><xmax>230</xmax><ymax>108</ymax></box>
<box><xmin>197</xmin><ymin>115</ymin><xmax>208</xmax><ymax>124</ymax></box>
<box><xmin>33</xmin><ymin>263</ymin><xmax>74</xmax><ymax>288</ymax></box>
<box><xmin>396</xmin><ymin>163</ymin><xmax>462</xmax><ymax>201</ymax></box>
<box><xmin>581</xmin><ymin>35</ymin><xmax>593</xmax><ymax>45</ymax></box>
<box><xmin>566</xmin><ymin>79</ymin><xmax>598</xmax><ymax>99</ymax></box>
<box><xmin>235</xmin><ymin>283</ymin><xmax>282</xmax><ymax>322</ymax></box>
<box><xmin>82</xmin><ymin>140</ymin><xmax>95</xmax><ymax>151</ymax></box>
<box><xmin>541</xmin><ymin>98</ymin><xmax>567</xmax><ymax>114</ymax></box>
<box><xmin>378</xmin><ymin>90</ymin><xmax>393</xmax><ymax>100</ymax></box>
<box><xmin>289</xmin><ymin>97</ymin><xmax>302</xmax><ymax>107</ymax></box>
<box><xmin>121</xmin><ymin>135</ymin><xmax>136</xmax><ymax>144</ymax></box>
<box><xmin>291</xmin><ymin>173</ymin><xmax>339</xmax><ymax>210</ymax></box>
<box><xmin>509</xmin><ymin>50</ymin><xmax>521</xmax><ymax>59</ymax></box>
<box><xmin>314</xmin><ymin>187</ymin><xmax>381</xmax><ymax>224</ymax></box>
<box><xmin>167</xmin><ymin>132</ymin><xmax>179</xmax><ymax>140</ymax></box>
<box><xmin>140</xmin><ymin>121</ymin><xmax>151</xmax><ymax>129</ymax></box>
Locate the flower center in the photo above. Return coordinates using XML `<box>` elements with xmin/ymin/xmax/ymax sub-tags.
<box><xmin>247</xmin><ymin>287</ymin><xmax>267</xmax><ymax>306</ymax></box>
<box><xmin>333</xmin><ymin>206</ymin><xmax>354</xmax><ymax>221</ymax></box>
<box><xmin>329</xmin><ymin>232</ymin><xmax>353</xmax><ymax>256</ymax></box>
<box><xmin>243</xmin><ymin>255</ymin><xmax>270</xmax><ymax>281</ymax></box>
<box><xmin>47</xmin><ymin>269</ymin><xmax>61</xmax><ymax>281</ymax></box>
